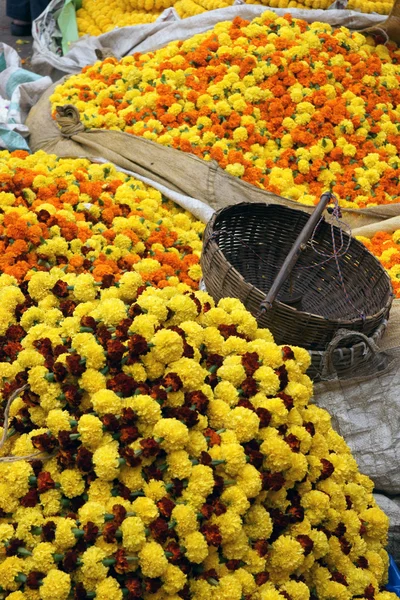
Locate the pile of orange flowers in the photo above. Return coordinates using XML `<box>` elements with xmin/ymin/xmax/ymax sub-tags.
<box><xmin>357</xmin><ymin>229</ymin><xmax>400</xmax><ymax>298</ymax></box>
<box><xmin>0</xmin><ymin>150</ymin><xmax>203</xmax><ymax>287</ymax></box>
<box><xmin>51</xmin><ymin>12</ymin><xmax>400</xmax><ymax>209</ymax></box>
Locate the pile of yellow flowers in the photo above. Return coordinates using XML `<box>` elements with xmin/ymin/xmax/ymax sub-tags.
<box><xmin>76</xmin><ymin>0</ymin><xmax>394</xmax><ymax>37</ymax></box>
<box><xmin>0</xmin><ymin>149</ymin><xmax>397</xmax><ymax>599</ymax></box>
<box><xmin>52</xmin><ymin>12</ymin><xmax>400</xmax><ymax>209</ymax></box>
<box><xmin>0</xmin><ymin>271</ymin><xmax>397</xmax><ymax>600</ymax></box>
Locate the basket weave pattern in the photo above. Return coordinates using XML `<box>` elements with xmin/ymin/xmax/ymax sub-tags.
<box><xmin>201</xmin><ymin>203</ymin><xmax>392</xmax><ymax>350</ymax></box>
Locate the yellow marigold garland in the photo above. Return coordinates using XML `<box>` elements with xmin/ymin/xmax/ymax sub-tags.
<box><xmin>52</xmin><ymin>12</ymin><xmax>400</xmax><ymax>209</ymax></box>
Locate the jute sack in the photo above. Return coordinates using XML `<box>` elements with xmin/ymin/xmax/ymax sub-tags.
<box><xmin>313</xmin><ymin>330</ymin><xmax>400</xmax><ymax>495</ymax></box>
<box><xmin>27</xmin><ymin>91</ymin><xmax>400</xmax><ymax>229</ymax></box>
<box><xmin>30</xmin><ymin>3</ymin><xmax>389</xmax><ymax>80</ymax></box>
<box><xmin>374</xmin><ymin>493</ymin><xmax>400</xmax><ymax>564</ymax></box>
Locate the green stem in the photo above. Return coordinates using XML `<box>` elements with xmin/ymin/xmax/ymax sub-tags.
<box><xmin>14</xmin><ymin>573</ymin><xmax>27</xmax><ymax>584</ymax></box>
<box><xmin>17</xmin><ymin>547</ymin><xmax>32</xmax><ymax>557</ymax></box>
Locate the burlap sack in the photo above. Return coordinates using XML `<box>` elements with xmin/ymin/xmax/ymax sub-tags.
<box><xmin>313</xmin><ymin>331</ymin><xmax>400</xmax><ymax>495</ymax></box>
<box><xmin>31</xmin><ymin>3</ymin><xmax>389</xmax><ymax>80</ymax></box>
<box><xmin>27</xmin><ymin>89</ymin><xmax>400</xmax><ymax>229</ymax></box>
<box><xmin>374</xmin><ymin>493</ymin><xmax>400</xmax><ymax>564</ymax></box>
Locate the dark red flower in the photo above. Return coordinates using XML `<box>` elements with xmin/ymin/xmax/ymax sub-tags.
<box><xmin>144</xmin><ymin>578</ymin><xmax>162</xmax><ymax>594</ymax></box>
<box><xmin>127</xmin><ymin>334</ymin><xmax>149</xmax><ymax>358</ymax></box>
<box><xmin>150</xmin><ymin>385</ymin><xmax>167</xmax><ymax>404</ymax></box>
<box><xmin>275</xmin><ymin>365</ymin><xmax>289</xmax><ymax>391</ymax></box>
<box><xmin>199</xmin><ymin>451</ymin><xmax>212</xmax><ymax>466</ymax></box>
<box><xmin>169</xmin><ymin>478</ymin><xmax>184</xmax><ymax>497</ymax></box>
<box><xmin>5</xmin><ymin>538</ymin><xmax>25</xmax><ymax>556</ymax></box>
<box><xmin>254</xmin><ymin>539</ymin><xmax>269</xmax><ymax>557</ymax></box>
<box><xmin>225</xmin><ymin>559</ymin><xmax>242</xmax><ymax>571</ymax></box>
<box><xmin>297</xmin><ymin>535</ymin><xmax>314</xmax><ymax>556</ymax></box>
<box><xmin>26</xmin><ymin>571</ymin><xmax>45</xmax><ymax>589</ymax></box>
<box><xmin>114</xmin><ymin>548</ymin><xmax>130</xmax><ymax>575</ymax></box>
<box><xmin>204</xmin><ymin>428</ymin><xmax>221</xmax><ymax>447</ymax></box>
<box><xmin>115</xmin><ymin>318</ymin><xmax>133</xmax><ymax>341</ymax></box>
<box><xmin>261</xmin><ymin>471</ymin><xmax>284</xmax><ymax>492</ymax></box>
<box><xmin>185</xmin><ymin>390</ymin><xmax>209</xmax><ymax>412</ymax></box>
<box><xmin>142</xmin><ymin>464</ymin><xmax>163</xmax><ymax>481</ymax></box>
<box><xmin>360</xmin><ymin>521</ymin><xmax>368</xmax><ymax>536</ymax></box>
<box><xmin>112</xmin><ymin>504</ymin><xmax>127</xmax><ymax>526</ymax></box>
<box><xmin>66</xmin><ymin>354</ymin><xmax>85</xmax><ymax>377</ymax></box>
<box><xmin>182</xmin><ymin>341</ymin><xmax>195</xmax><ymax>359</ymax></box>
<box><xmin>241</xmin><ymin>376</ymin><xmax>258</xmax><ymax>397</ymax></box>
<box><xmin>62</xmin><ymin>384</ymin><xmax>82</xmax><ymax>407</ymax></box>
<box><xmin>33</xmin><ymin>337</ymin><xmax>53</xmax><ymax>357</ymax></box>
<box><xmin>331</xmin><ymin>571</ymin><xmax>348</xmax><ymax>586</ymax></box>
<box><xmin>282</xmin><ymin>346</ymin><xmax>295</xmax><ymax>360</ymax></box>
<box><xmin>30</xmin><ymin>459</ymin><xmax>43</xmax><ymax>477</ymax></box>
<box><xmin>83</xmin><ymin>522</ymin><xmax>99</xmax><ymax>544</ymax></box>
<box><xmin>103</xmin><ymin>521</ymin><xmax>119</xmax><ymax>543</ymax></box>
<box><xmin>205</xmin><ymin>353</ymin><xmax>224</xmax><ymax>370</ymax></box>
<box><xmin>355</xmin><ymin>556</ymin><xmax>369</xmax><ymax>569</ymax></box>
<box><xmin>31</xmin><ymin>433</ymin><xmax>57</xmax><ymax>453</ymax></box>
<box><xmin>96</xmin><ymin>325</ymin><xmax>112</xmax><ymax>348</ymax></box>
<box><xmin>157</xmin><ymin>497</ymin><xmax>175</xmax><ymax>518</ymax></box>
<box><xmin>162</xmin><ymin>372</ymin><xmax>183</xmax><ymax>392</ymax></box>
<box><xmin>165</xmin><ymin>540</ymin><xmax>183</xmax><ymax>564</ymax></box>
<box><xmin>285</xmin><ymin>433</ymin><xmax>301</xmax><ymax>453</ymax></box>
<box><xmin>201</xmin><ymin>523</ymin><xmax>222</xmax><ymax>546</ymax></box>
<box><xmin>63</xmin><ymin>550</ymin><xmax>80</xmax><ymax>573</ymax></box>
<box><xmin>125</xmin><ymin>577</ymin><xmax>142</xmax><ymax>598</ymax></box>
<box><xmin>3</xmin><ymin>341</ymin><xmax>22</xmax><ymax>361</ymax></box>
<box><xmin>41</xmin><ymin>521</ymin><xmax>56</xmax><ymax>542</ymax></box>
<box><xmin>149</xmin><ymin>517</ymin><xmax>169</xmax><ymax>543</ymax></box>
<box><xmin>37</xmin><ymin>472</ymin><xmax>56</xmax><ymax>493</ymax></box>
<box><xmin>107</xmin><ymin>373</ymin><xmax>136</xmax><ymax>397</ymax></box>
<box><xmin>128</xmin><ymin>303</ymin><xmax>144</xmax><ymax>318</ymax></box>
<box><xmin>80</xmin><ymin>316</ymin><xmax>97</xmax><ymax>331</ymax></box>
<box><xmin>59</xmin><ymin>299</ymin><xmax>77</xmax><ymax>317</ymax></box>
<box><xmin>74</xmin><ymin>583</ymin><xmax>89</xmax><ymax>600</ymax></box>
<box><xmin>218</xmin><ymin>324</ymin><xmax>242</xmax><ymax>340</ymax></box>
<box><xmin>52</xmin><ymin>280</ymin><xmax>69</xmax><ymax>298</ymax></box>
<box><xmin>76</xmin><ymin>447</ymin><xmax>93</xmax><ymax>473</ymax></box>
<box><xmin>120</xmin><ymin>426</ymin><xmax>139</xmax><ymax>445</ymax></box>
<box><xmin>256</xmin><ymin>407</ymin><xmax>271</xmax><ymax>428</ymax></box>
<box><xmin>255</xmin><ymin>573</ymin><xmax>269</xmax><ymax>586</ymax></box>
<box><xmin>53</xmin><ymin>362</ymin><xmax>68</xmax><ymax>382</ymax></box>
<box><xmin>140</xmin><ymin>438</ymin><xmax>161</xmax><ymax>458</ymax></box>
<box><xmin>101</xmin><ymin>274</ymin><xmax>115</xmax><ymax>288</ymax></box>
<box><xmin>119</xmin><ymin>447</ymin><xmax>141</xmax><ymax>468</ymax></box>
<box><xmin>287</xmin><ymin>505</ymin><xmax>304</xmax><ymax>523</ymax></box>
<box><xmin>102</xmin><ymin>413</ymin><xmax>120</xmax><ymax>431</ymax></box>
<box><xmin>339</xmin><ymin>537</ymin><xmax>351</xmax><ymax>555</ymax></box>
<box><xmin>5</xmin><ymin>325</ymin><xmax>26</xmax><ymax>342</ymax></box>
<box><xmin>54</xmin><ymin>344</ymin><xmax>70</xmax><ymax>358</ymax></box>
<box><xmin>277</xmin><ymin>391</ymin><xmax>294</xmax><ymax>410</ymax></box>
<box><xmin>304</xmin><ymin>421</ymin><xmax>315</xmax><ymax>436</ymax></box>
<box><xmin>241</xmin><ymin>352</ymin><xmax>260</xmax><ymax>376</ymax></box>
<box><xmin>106</xmin><ymin>339</ymin><xmax>126</xmax><ymax>365</ymax></box>
<box><xmin>319</xmin><ymin>458</ymin><xmax>334</xmax><ymax>480</ymax></box>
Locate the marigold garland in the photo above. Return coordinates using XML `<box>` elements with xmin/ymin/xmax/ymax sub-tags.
<box><xmin>0</xmin><ymin>150</ymin><xmax>203</xmax><ymax>288</ymax></box>
<box><xmin>0</xmin><ymin>270</ymin><xmax>396</xmax><ymax>600</ymax></box>
<box><xmin>52</xmin><ymin>12</ymin><xmax>400</xmax><ymax>209</ymax></box>
<box><xmin>75</xmin><ymin>0</ymin><xmax>394</xmax><ymax>36</ymax></box>
<box><xmin>357</xmin><ymin>229</ymin><xmax>400</xmax><ymax>298</ymax></box>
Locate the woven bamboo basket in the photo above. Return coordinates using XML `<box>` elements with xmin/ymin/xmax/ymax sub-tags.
<box><xmin>201</xmin><ymin>202</ymin><xmax>392</xmax><ymax>357</ymax></box>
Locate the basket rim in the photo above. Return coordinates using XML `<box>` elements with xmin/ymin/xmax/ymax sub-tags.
<box><xmin>203</xmin><ymin>201</ymin><xmax>394</xmax><ymax>325</ymax></box>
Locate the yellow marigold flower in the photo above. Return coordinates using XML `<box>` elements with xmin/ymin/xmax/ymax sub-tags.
<box><xmin>183</xmin><ymin>531</ymin><xmax>209</xmax><ymax>563</ymax></box>
<box><xmin>225</xmin><ymin>406</ymin><xmax>259</xmax><ymax>443</ymax></box>
<box><xmin>81</xmin><ymin>546</ymin><xmax>108</xmax><ymax>583</ymax></box>
<box><xmin>77</xmin><ymin>414</ymin><xmax>104</xmax><ymax>449</ymax></box>
<box><xmin>39</xmin><ymin>569</ymin><xmax>71</xmax><ymax>600</ymax></box>
<box><xmin>139</xmin><ymin>541</ymin><xmax>168</xmax><ymax>578</ymax></box>
<box><xmin>59</xmin><ymin>468</ymin><xmax>85</xmax><ymax>498</ymax></box>
<box><xmin>54</xmin><ymin>518</ymin><xmax>77</xmax><ymax>551</ymax></box>
<box><xmin>167</xmin><ymin>449</ymin><xmax>193</xmax><ymax>479</ymax></box>
<box><xmin>131</xmin><ymin>497</ymin><xmax>158</xmax><ymax>525</ymax></box>
<box><xmin>172</xmin><ymin>504</ymin><xmax>198</xmax><ymax>537</ymax></box>
<box><xmin>152</xmin><ymin>329</ymin><xmax>183</xmax><ymax>363</ymax></box>
<box><xmin>91</xmin><ymin>389</ymin><xmax>123</xmax><ymax>416</ymax></box>
<box><xmin>153</xmin><ymin>417</ymin><xmax>189</xmax><ymax>451</ymax></box>
<box><xmin>162</xmin><ymin>563</ymin><xmax>187</xmax><ymax>594</ymax></box>
<box><xmin>121</xmin><ymin>516</ymin><xmax>146</xmax><ymax>552</ymax></box>
<box><xmin>46</xmin><ymin>409</ymin><xmax>71</xmax><ymax>435</ymax></box>
<box><xmin>0</xmin><ymin>556</ymin><xmax>24</xmax><ymax>590</ymax></box>
<box><xmin>236</xmin><ymin>463</ymin><xmax>262</xmax><ymax>498</ymax></box>
<box><xmin>93</xmin><ymin>442</ymin><xmax>120</xmax><ymax>481</ymax></box>
<box><xmin>95</xmin><ymin>577</ymin><xmax>122</xmax><ymax>600</ymax></box>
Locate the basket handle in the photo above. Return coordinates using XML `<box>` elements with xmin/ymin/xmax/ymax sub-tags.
<box><xmin>320</xmin><ymin>329</ymin><xmax>382</xmax><ymax>380</ymax></box>
<box><xmin>260</xmin><ymin>192</ymin><xmax>333</xmax><ymax>312</ymax></box>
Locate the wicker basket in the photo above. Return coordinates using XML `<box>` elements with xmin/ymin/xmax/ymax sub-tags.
<box><xmin>201</xmin><ymin>202</ymin><xmax>392</xmax><ymax>352</ymax></box>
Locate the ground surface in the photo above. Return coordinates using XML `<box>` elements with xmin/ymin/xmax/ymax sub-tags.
<box><xmin>1</xmin><ymin>0</ymin><xmax>34</xmax><ymax>68</ymax></box>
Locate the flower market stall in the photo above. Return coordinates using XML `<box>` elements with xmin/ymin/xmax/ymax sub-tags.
<box><xmin>0</xmin><ymin>1</ymin><xmax>400</xmax><ymax>598</ymax></box>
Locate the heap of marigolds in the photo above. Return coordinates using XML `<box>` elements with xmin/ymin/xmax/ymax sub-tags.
<box><xmin>52</xmin><ymin>13</ymin><xmax>400</xmax><ymax>212</ymax></box>
<box><xmin>0</xmin><ymin>149</ymin><xmax>396</xmax><ymax>599</ymax></box>
<box><xmin>76</xmin><ymin>0</ymin><xmax>393</xmax><ymax>37</ymax></box>
<box><xmin>356</xmin><ymin>230</ymin><xmax>400</xmax><ymax>298</ymax></box>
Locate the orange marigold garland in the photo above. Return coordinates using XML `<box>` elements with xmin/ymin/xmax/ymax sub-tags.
<box><xmin>0</xmin><ymin>150</ymin><xmax>203</xmax><ymax>288</ymax></box>
<box><xmin>51</xmin><ymin>12</ymin><xmax>400</xmax><ymax>209</ymax></box>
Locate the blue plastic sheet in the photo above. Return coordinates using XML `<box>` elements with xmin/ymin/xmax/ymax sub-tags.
<box><xmin>387</xmin><ymin>555</ymin><xmax>400</xmax><ymax>597</ymax></box>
